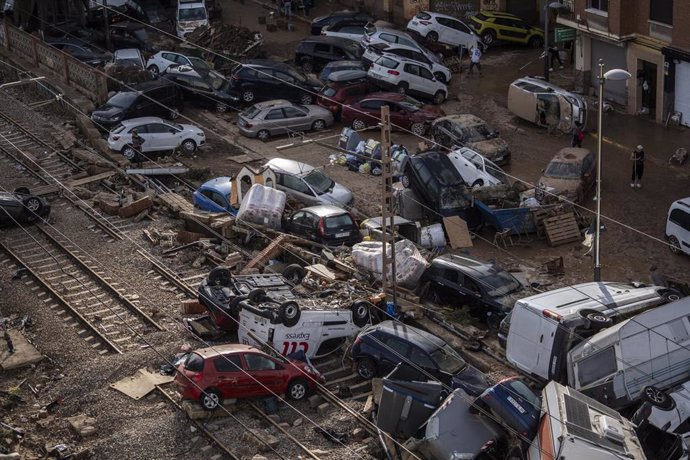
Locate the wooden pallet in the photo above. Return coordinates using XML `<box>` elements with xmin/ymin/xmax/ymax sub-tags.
<box><xmin>157</xmin><ymin>192</ymin><xmax>195</xmax><ymax>214</ymax></box>
<box><xmin>543</xmin><ymin>212</ymin><xmax>581</xmax><ymax>247</ymax></box>
<box><xmin>241</xmin><ymin>234</ymin><xmax>292</xmax><ymax>273</ymax></box>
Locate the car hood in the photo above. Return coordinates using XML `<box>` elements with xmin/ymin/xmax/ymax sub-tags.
<box><xmin>179</xmin><ymin>123</ymin><xmax>203</xmax><ymax>135</ymax></box>
<box><xmin>91</xmin><ymin>105</ymin><xmax>123</xmax><ymax>118</ymax></box>
<box><xmin>493</xmin><ymin>291</ymin><xmax>522</xmax><ymax>310</ymax></box>
<box><xmin>304</xmin><ymin>76</ymin><xmax>324</xmax><ymax>89</ymax></box>
<box><xmin>452</xmin><ymin>364</ymin><xmax>491</xmax><ymax>397</ymax></box>
<box><xmin>321</xmin><ymin>182</ymin><xmax>353</xmax><ymax>206</ymax></box>
<box><xmin>539</xmin><ymin>176</ymin><xmax>580</xmax><ymax>197</ymax></box>
<box><xmin>419</xmin><ymin>105</ymin><xmax>445</xmax><ymax>118</ymax></box>
<box><xmin>468</xmin><ymin>138</ymin><xmax>509</xmax><ymax>159</ymax></box>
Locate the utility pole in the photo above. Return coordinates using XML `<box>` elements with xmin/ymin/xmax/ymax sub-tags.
<box><xmin>102</xmin><ymin>0</ymin><xmax>111</xmax><ymax>51</ymax></box>
<box><xmin>379</xmin><ymin>106</ymin><xmax>397</xmax><ymax>310</ymax></box>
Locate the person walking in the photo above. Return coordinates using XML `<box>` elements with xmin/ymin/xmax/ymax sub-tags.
<box><xmin>468</xmin><ymin>45</ymin><xmax>482</xmax><ymax>75</ymax></box>
<box><xmin>571</xmin><ymin>122</ymin><xmax>584</xmax><ymax>148</ymax></box>
<box><xmin>283</xmin><ymin>0</ymin><xmax>292</xmax><ymax>20</ymax></box>
<box><xmin>548</xmin><ymin>45</ymin><xmax>564</xmax><ymax>71</ymax></box>
<box><xmin>131</xmin><ymin>129</ymin><xmax>145</xmax><ymax>167</ymax></box>
<box><xmin>630</xmin><ymin>144</ymin><xmax>645</xmax><ymax>189</ymax></box>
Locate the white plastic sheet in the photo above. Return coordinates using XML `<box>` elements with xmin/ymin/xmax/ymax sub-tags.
<box><xmin>352</xmin><ymin>239</ymin><xmax>429</xmax><ymax>288</ymax></box>
<box><xmin>236</xmin><ymin>183</ymin><xmax>286</xmax><ymax>230</ymax></box>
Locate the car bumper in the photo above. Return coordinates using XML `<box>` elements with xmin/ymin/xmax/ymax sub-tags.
<box><xmin>175</xmin><ymin>381</ymin><xmax>201</xmax><ymax>400</ymax></box>
<box><xmin>238</xmin><ymin>125</ymin><xmax>259</xmax><ymax>138</ymax></box>
<box><xmin>367</xmin><ymin>76</ymin><xmax>397</xmax><ymax>92</ymax></box>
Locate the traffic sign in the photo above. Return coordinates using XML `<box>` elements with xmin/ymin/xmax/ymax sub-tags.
<box><xmin>555</xmin><ymin>27</ymin><xmax>576</xmax><ymax>43</ymax></box>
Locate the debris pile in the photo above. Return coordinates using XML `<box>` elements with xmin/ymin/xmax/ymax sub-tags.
<box><xmin>184</xmin><ymin>24</ymin><xmax>264</xmax><ymax>73</ymax></box>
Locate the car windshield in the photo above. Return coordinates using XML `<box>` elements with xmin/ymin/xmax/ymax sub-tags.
<box><xmin>321</xmin><ymin>86</ymin><xmax>337</xmax><ymax>97</ymax></box>
<box><xmin>486</xmin><ymin>162</ymin><xmax>508</xmax><ymax>184</ymax></box>
<box><xmin>544</xmin><ymin>161</ymin><xmax>581</xmax><ymax>179</ymax></box>
<box><xmin>108</xmin><ymin>91</ymin><xmax>138</xmax><ymax>108</ymax></box>
<box><xmin>439</xmin><ymin>187</ymin><xmax>470</xmax><ymax>211</ymax></box>
<box><xmin>178</xmin><ymin>7</ymin><xmax>207</xmax><ymax>21</ymax></box>
<box><xmin>479</xmin><ymin>270</ymin><xmax>522</xmax><ymax>297</ymax></box>
<box><xmin>430</xmin><ymin>344</ymin><xmax>466</xmax><ymax>374</ymax></box>
<box><xmin>325</xmin><ymin>213</ymin><xmax>354</xmax><ymax>229</ymax></box>
<box><xmin>183</xmin><ymin>352</ymin><xmax>204</xmax><ymax>372</ymax></box>
<box><xmin>460</xmin><ymin>123</ymin><xmax>495</xmax><ymax>142</ymax></box>
<box><xmin>189</xmin><ymin>57</ymin><xmax>210</xmax><ymax>72</ymax></box>
<box><xmin>303</xmin><ymin>169</ymin><xmax>334</xmax><ymax>194</ymax></box>
<box><xmin>503</xmin><ymin>380</ymin><xmax>541</xmax><ymax>410</ymax></box>
<box><xmin>116</xmin><ymin>58</ymin><xmax>142</xmax><ymax>67</ymax></box>
<box><xmin>240</xmin><ymin>106</ymin><xmax>262</xmax><ymax>119</ymax></box>
<box><xmin>399</xmin><ymin>96</ymin><xmax>423</xmax><ymax>112</ymax></box>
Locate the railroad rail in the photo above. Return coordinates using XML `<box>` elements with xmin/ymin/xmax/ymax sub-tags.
<box><xmin>0</xmin><ymin>224</ymin><xmax>164</xmax><ymax>354</ymax></box>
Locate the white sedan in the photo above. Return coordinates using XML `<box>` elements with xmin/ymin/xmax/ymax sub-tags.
<box><xmin>107</xmin><ymin>117</ymin><xmax>205</xmax><ymax>162</ymax></box>
<box><xmin>145</xmin><ymin>51</ymin><xmax>210</xmax><ymax>75</ymax></box>
<box><xmin>447</xmin><ymin>147</ymin><xmax>509</xmax><ymax>188</ymax></box>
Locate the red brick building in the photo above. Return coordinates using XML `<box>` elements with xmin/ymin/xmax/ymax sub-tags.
<box><xmin>557</xmin><ymin>0</ymin><xmax>689</xmax><ymax>124</ymax></box>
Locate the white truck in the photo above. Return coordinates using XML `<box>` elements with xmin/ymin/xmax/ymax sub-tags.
<box><xmin>176</xmin><ymin>0</ymin><xmax>209</xmax><ymax>38</ymax></box>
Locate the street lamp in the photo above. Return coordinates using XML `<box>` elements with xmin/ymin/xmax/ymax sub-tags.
<box><xmin>543</xmin><ymin>1</ymin><xmax>563</xmax><ymax>82</ymax></box>
<box><xmin>594</xmin><ymin>59</ymin><xmax>631</xmax><ymax>282</ymax></box>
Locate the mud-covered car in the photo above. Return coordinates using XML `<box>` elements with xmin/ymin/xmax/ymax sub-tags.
<box><xmin>198</xmin><ymin>268</ymin><xmax>375</xmax><ymax>359</ymax></box>
<box><xmin>535</xmin><ymin>147</ymin><xmax>595</xmax><ymax>204</ymax></box>
<box><xmin>430</xmin><ymin>114</ymin><xmax>511</xmax><ymax>166</ymax></box>
<box><xmin>0</xmin><ymin>188</ymin><xmax>51</xmax><ymax>226</ymax></box>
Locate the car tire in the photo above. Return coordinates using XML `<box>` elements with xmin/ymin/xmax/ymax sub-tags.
<box><xmin>180</xmin><ymin>139</ymin><xmax>197</xmax><ymax>154</ymax></box>
<box><xmin>486</xmin><ymin>311</ymin><xmax>502</xmax><ymax>330</ymax></box>
<box><xmin>279</xmin><ymin>301</ymin><xmax>301</xmax><ymax>327</ymax></box>
<box><xmin>287</xmin><ymin>378</ymin><xmax>309</xmax><ymax>401</ymax></box>
<box><xmin>311</xmin><ymin>119</ymin><xmax>326</xmax><ymax>131</ymax></box>
<box><xmin>216</xmin><ymin>102</ymin><xmax>229</xmax><ymax>113</ymax></box>
<box><xmin>351</xmin><ymin>118</ymin><xmax>367</xmax><ymax>130</ymax></box>
<box><xmin>248</xmin><ymin>288</ymin><xmax>267</xmax><ymax>303</ymax></box>
<box><xmin>426</xmin><ymin>31</ymin><xmax>439</xmax><ymax>42</ymax></box>
<box><xmin>147</xmin><ymin>64</ymin><xmax>159</xmax><ymax>75</ymax></box>
<box><xmin>301</xmin><ymin>60</ymin><xmax>314</xmax><ymax>74</ymax></box>
<box><xmin>669</xmin><ymin>235</ymin><xmax>682</xmax><ymax>254</ymax></box>
<box><xmin>580</xmin><ymin>309</ymin><xmax>612</xmax><ymax>329</ymax></box>
<box><xmin>121</xmin><ymin>145</ymin><xmax>139</xmax><ymax>162</ymax></box>
<box><xmin>241</xmin><ymin>89</ymin><xmax>255</xmax><ymax>103</ymax></box>
<box><xmin>661</xmin><ymin>289</ymin><xmax>682</xmax><ymax>303</ymax></box>
<box><xmin>350</xmin><ymin>300</ymin><xmax>371</xmax><ymax>327</ymax></box>
<box><xmin>14</xmin><ymin>187</ymin><xmax>31</xmax><ymax>195</ymax></box>
<box><xmin>208</xmin><ymin>267</ymin><xmax>231</xmax><ymax>286</ymax></box>
<box><xmin>257</xmin><ymin>130</ymin><xmax>270</xmax><ymax>142</ymax></box>
<box><xmin>472</xmin><ymin>179</ymin><xmax>484</xmax><ymax>188</ymax></box>
<box><xmin>228</xmin><ymin>295</ymin><xmax>249</xmax><ymax>315</ymax></box>
<box><xmin>299</xmin><ymin>93</ymin><xmax>314</xmax><ymax>105</ymax></box>
<box><xmin>401</xmin><ymin>174</ymin><xmax>411</xmax><ymax>188</ymax></box>
<box><xmin>481</xmin><ymin>30</ymin><xmax>496</xmax><ymax>46</ymax></box>
<box><xmin>397</xmin><ymin>82</ymin><xmax>408</xmax><ymax>95</ymax></box>
<box><xmin>282</xmin><ymin>264</ymin><xmax>305</xmax><ymax>284</ymax></box>
<box><xmin>201</xmin><ymin>388</ymin><xmax>222</xmax><ymax>411</ymax></box>
<box><xmin>168</xmin><ymin>106</ymin><xmax>181</xmax><ymax>120</ymax></box>
<box><xmin>642</xmin><ymin>386</ymin><xmax>675</xmax><ymax>410</ymax></box>
<box><xmin>23</xmin><ymin>197</ymin><xmax>42</xmax><ymax>221</ymax></box>
<box><xmin>432</xmin><ymin>90</ymin><xmax>445</xmax><ymax>105</ymax></box>
<box><xmin>433</xmin><ymin>72</ymin><xmax>446</xmax><ymax>83</ymax></box>
<box><xmin>528</xmin><ymin>36</ymin><xmax>543</xmax><ymax>49</ymax></box>
<box><xmin>356</xmin><ymin>358</ymin><xmax>377</xmax><ymax>380</ymax></box>
<box><xmin>410</xmin><ymin>122</ymin><xmax>426</xmax><ymax>136</ymax></box>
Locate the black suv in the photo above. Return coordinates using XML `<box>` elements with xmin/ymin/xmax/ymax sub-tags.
<box><xmin>310</xmin><ymin>10</ymin><xmax>374</xmax><ymax>35</ymax></box>
<box><xmin>162</xmin><ymin>66</ymin><xmax>239</xmax><ymax>113</ymax></box>
<box><xmin>418</xmin><ymin>254</ymin><xmax>524</xmax><ymax>328</ymax></box>
<box><xmin>400</xmin><ymin>150</ymin><xmax>471</xmax><ymax>217</ymax></box>
<box><xmin>351</xmin><ymin>320</ymin><xmax>490</xmax><ymax>396</ymax></box>
<box><xmin>295</xmin><ymin>36</ymin><xmax>363</xmax><ymax>74</ymax></box>
<box><xmin>90</xmin><ymin>80</ymin><xmax>184</xmax><ymax>131</ymax></box>
<box><xmin>229</xmin><ymin>60</ymin><xmax>323</xmax><ymax>106</ymax></box>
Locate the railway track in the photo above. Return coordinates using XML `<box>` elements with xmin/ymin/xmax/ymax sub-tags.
<box><xmin>0</xmin><ymin>224</ymin><xmax>164</xmax><ymax>354</ymax></box>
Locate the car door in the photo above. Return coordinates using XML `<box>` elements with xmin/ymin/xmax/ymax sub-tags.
<box><xmin>200</xmin><ymin>188</ymin><xmax>230</xmax><ymax>212</ymax></box>
<box><xmin>279</xmin><ymin>172</ymin><xmax>318</xmax><ymax>205</ymax></box>
<box><xmin>212</xmin><ymin>354</ymin><xmax>244</xmax><ymax>399</ymax></box>
<box><xmin>435</xmin><ymin>17</ymin><xmax>455</xmax><ymax>44</ymax></box>
<box><xmin>262</xmin><ymin>108</ymin><xmax>288</xmax><ymax>135</ymax></box>
<box><xmin>170</xmin><ymin>74</ymin><xmax>195</xmax><ymax>100</ymax></box>
<box><xmin>359</xmin><ymin>99</ymin><xmax>385</xmax><ymax>126</ymax></box>
<box><xmin>451</xmin><ymin>150</ymin><xmax>479</xmax><ymax>185</ymax></box>
<box><xmin>409</xmin><ymin>345</ymin><xmax>440</xmax><ymax>379</ymax></box>
<box><xmin>160</xmin><ymin>52</ymin><xmax>179</xmax><ymax>71</ymax></box>
<box><xmin>128</xmin><ymin>124</ymin><xmax>154</xmax><ymax>151</ymax></box>
<box><xmin>287</xmin><ymin>210</ymin><xmax>319</xmax><ymax>240</ymax></box>
<box><xmin>430</xmin><ymin>267</ymin><xmax>464</xmax><ymax>303</ymax></box>
<box><xmin>148</xmin><ymin>122</ymin><xmax>177</xmax><ymax>150</ymax></box>
<box><xmin>282</xmin><ymin>105</ymin><xmax>311</xmax><ymax>131</ymax></box>
<box><xmin>387</xmin><ymin>102</ymin><xmax>409</xmax><ymax>130</ymax></box>
<box><xmin>459</xmin><ymin>274</ymin><xmax>485</xmax><ymax>311</ymax></box>
<box><xmin>272</xmin><ymin>70</ymin><xmax>298</xmax><ymax>100</ymax></box>
<box><xmin>189</xmin><ymin>77</ymin><xmax>216</xmax><ymax>109</ymax></box>
<box><xmin>242</xmin><ymin>353</ymin><xmax>286</xmax><ymax>396</ymax></box>
<box><xmin>448</xmin><ymin>18</ymin><xmax>475</xmax><ymax>48</ymax></box>
<box><xmin>378</xmin><ymin>335</ymin><xmax>411</xmax><ymax>376</ymax></box>
<box><xmin>402</xmin><ymin>63</ymin><xmax>424</xmax><ymax>94</ymax></box>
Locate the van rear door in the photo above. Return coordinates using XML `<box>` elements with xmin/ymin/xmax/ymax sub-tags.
<box><xmin>506</xmin><ymin>303</ymin><xmax>558</xmax><ymax>380</ymax></box>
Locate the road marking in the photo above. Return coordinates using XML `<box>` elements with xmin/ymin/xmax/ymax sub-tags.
<box><xmin>589</xmin><ymin>133</ymin><xmax>630</xmax><ymax>152</ymax></box>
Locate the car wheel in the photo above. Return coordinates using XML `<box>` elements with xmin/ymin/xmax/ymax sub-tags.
<box><xmin>401</xmin><ymin>174</ymin><xmax>411</xmax><ymax>188</ymax></box>
<box><xmin>410</xmin><ymin>122</ymin><xmax>426</xmax><ymax>136</ymax></box>
<box><xmin>280</xmin><ymin>301</ymin><xmax>301</xmax><ymax>327</ymax></box>
<box><xmin>481</xmin><ymin>30</ymin><xmax>496</xmax><ymax>46</ymax></box>
<box><xmin>216</xmin><ymin>102</ymin><xmax>229</xmax><ymax>113</ymax></box>
<box><xmin>147</xmin><ymin>64</ymin><xmax>159</xmax><ymax>75</ymax></box>
<box><xmin>356</xmin><ymin>358</ymin><xmax>377</xmax><ymax>380</ymax></box>
<box><xmin>528</xmin><ymin>36</ymin><xmax>543</xmax><ymax>49</ymax></box>
<box><xmin>287</xmin><ymin>378</ymin><xmax>308</xmax><ymax>401</ymax></box>
<box><xmin>241</xmin><ymin>89</ymin><xmax>255</xmax><ymax>103</ymax></box>
<box><xmin>168</xmin><ymin>106</ymin><xmax>181</xmax><ymax>120</ymax></box>
<box><xmin>472</xmin><ymin>179</ymin><xmax>484</xmax><ymax>189</ymax></box>
<box><xmin>433</xmin><ymin>72</ymin><xmax>446</xmax><ymax>83</ymax></box>
<box><xmin>301</xmin><ymin>60</ymin><xmax>314</xmax><ymax>74</ymax></box>
<box><xmin>350</xmin><ymin>300</ymin><xmax>371</xmax><ymax>327</ymax></box>
<box><xmin>661</xmin><ymin>289</ymin><xmax>682</xmax><ymax>303</ymax></box>
<box><xmin>248</xmin><ymin>288</ymin><xmax>267</xmax><ymax>303</ymax></box>
<box><xmin>181</xmin><ymin>139</ymin><xmax>197</xmax><ymax>154</ymax></box>
<box><xmin>201</xmin><ymin>388</ymin><xmax>221</xmax><ymax>411</ymax></box>
<box><xmin>282</xmin><ymin>264</ymin><xmax>305</xmax><ymax>284</ymax></box>
<box><xmin>351</xmin><ymin>118</ymin><xmax>367</xmax><ymax>130</ymax></box>
<box><xmin>299</xmin><ymin>93</ymin><xmax>314</xmax><ymax>105</ymax></box>
<box><xmin>397</xmin><ymin>82</ymin><xmax>408</xmax><ymax>95</ymax></box>
<box><xmin>311</xmin><ymin>119</ymin><xmax>326</xmax><ymax>131</ymax></box>
<box><xmin>23</xmin><ymin>197</ymin><xmax>42</xmax><ymax>220</ymax></box>
<box><xmin>121</xmin><ymin>145</ymin><xmax>138</xmax><ymax>162</ymax></box>
<box><xmin>486</xmin><ymin>311</ymin><xmax>502</xmax><ymax>330</ymax></box>
<box><xmin>14</xmin><ymin>187</ymin><xmax>31</xmax><ymax>195</ymax></box>
<box><xmin>580</xmin><ymin>309</ymin><xmax>612</xmax><ymax>329</ymax></box>
<box><xmin>426</xmin><ymin>31</ymin><xmax>439</xmax><ymax>42</ymax></box>
<box><xmin>257</xmin><ymin>129</ymin><xmax>270</xmax><ymax>142</ymax></box>
<box><xmin>432</xmin><ymin>90</ymin><xmax>445</xmax><ymax>105</ymax></box>
<box><xmin>669</xmin><ymin>235</ymin><xmax>682</xmax><ymax>254</ymax></box>
<box><xmin>642</xmin><ymin>386</ymin><xmax>675</xmax><ymax>410</ymax></box>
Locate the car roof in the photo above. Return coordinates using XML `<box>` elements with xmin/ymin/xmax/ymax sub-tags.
<box><xmin>251</xmin><ymin>99</ymin><xmax>293</xmax><ymax>110</ymax></box>
<box><xmin>193</xmin><ymin>343</ymin><xmax>259</xmax><ymax>358</ymax></box>
<box><xmin>421</xmin><ymin>10</ymin><xmax>463</xmax><ymax>21</ymax></box>
<box><xmin>551</xmin><ymin>147</ymin><xmax>591</xmax><ymax>163</ymax></box>
<box><xmin>432</xmin><ymin>254</ymin><xmax>502</xmax><ymax>279</ymax></box>
<box><xmin>241</xmin><ymin>59</ymin><xmax>295</xmax><ymax>71</ymax></box>
<box><xmin>512</xmin><ymin>76</ymin><xmax>571</xmax><ymax>93</ymax></box>
<box><xmin>356</xmin><ymin>92</ymin><xmax>406</xmax><ymax>103</ymax></box>
<box><xmin>114</xmin><ymin>48</ymin><xmax>142</xmax><ymax>58</ymax></box>
<box><xmin>325</xmin><ymin>60</ymin><xmax>364</xmax><ymax>68</ymax></box>
<box><xmin>299</xmin><ymin>205</ymin><xmax>349</xmax><ymax>217</ymax></box>
<box><xmin>374</xmin><ymin>28</ymin><xmax>413</xmax><ymax>38</ymax></box>
<box><xmin>129</xmin><ymin>79</ymin><xmax>175</xmax><ymax>92</ymax></box>
<box><xmin>434</xmin><ymin>114</ymin><xmax>487</xmax><ymax>127</ymax></box>
<box><xmin>370</xmin><ymin>320</ymin><xmax>445</xmax><ymax>351</ymax></box>
<box><xmin>200</xmin><ymin>176</ymin><xmax>232</xmax><ymax>195</ymax></box>
<box><xmin>266</xmin><ymin>158</ymin><xmax>314</xmax><ymax>175</ymax></box>
<box><xmin>119</xmin><ymin>116</ymin><xmax>169</xmax><ymax>126</ymax></box>
<box><xmin>327</xmin><ymin>69</ymin><xmax>368</xmax><ymax>82</ymax></box>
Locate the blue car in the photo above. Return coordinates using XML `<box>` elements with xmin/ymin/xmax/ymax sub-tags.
<box><xmin>193</xmin><ymin>177</ymin><xmax>237</xmax><ymax>214</ymax></box>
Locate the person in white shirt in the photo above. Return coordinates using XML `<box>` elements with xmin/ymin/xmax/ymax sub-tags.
<box><xmin>469</xmin><ymin>46</ymin><xmax>482</xmax><ymax>75</ymax></box>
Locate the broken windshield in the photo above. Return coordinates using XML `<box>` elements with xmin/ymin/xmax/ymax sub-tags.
<box><xmin>544</xmin><ymin>161</ymin><xmax>580</xmax><ymax>179</ymax></box>
<box><xmin>303</xmin><ymin>170</ymin><xmax>334</xmax><ymax>195</ymax></box>
<box><xmin>430</xmin><ymin>344</ymin><xmax>466</xmax><ymax>374</ymax></box>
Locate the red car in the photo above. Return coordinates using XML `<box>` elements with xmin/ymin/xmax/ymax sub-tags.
<box><xmin>316</xmin><ymin>70</ymin><xmax>373</xmax><ymax>119</ymax></box>
<box><xmin>174</xmin><ymin>344</ymin><xmax>322</xmax><ymax>410</ymax></box>
<box><xmin>341</xmin><ymin>92</ymin><xmax>445</xmax><ymax>135</ymax></box>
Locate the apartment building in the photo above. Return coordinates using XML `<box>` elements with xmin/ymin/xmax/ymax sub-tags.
<box><xmin>557</xmin><ymin>0</ymin><xmax>688</xmax><ymax>125</ymax></box>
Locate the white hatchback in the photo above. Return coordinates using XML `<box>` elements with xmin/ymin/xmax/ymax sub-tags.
<box><xmin>447</xmin><ymin>147</ymin><xmax>509</xmax><ymax>188</ymax></box>
<box><xmin>368</xmin><ymin>54</ymin><xmax>447</xmax><ymax>104</ymax></box>
<box><xmin>362</xmin><ymin>43</ymin><xmax>452</xmax><ymax>83</ymax></box>
<box><xmin>107</xmin><ymin>116</ymin><xmax>205</xmax><ymax>161</ymax></box>
<box><xmin>407</xmin><ymin>11</ymin><xmax>481</xmax><ymax>51</ymax></box>
<box><xmin>145</xmin><ymin>50</ymin><xmax>210</xmax><ymax>75</ymax></box>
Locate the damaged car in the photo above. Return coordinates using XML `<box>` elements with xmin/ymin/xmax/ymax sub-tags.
<box><xmin>535</xmin><ymin>147</ymin><xmax>595</xmax><ymax>204</ymax></box>
<box><xmin>0</xmin><ymin>188</ymin><xmax>51</xmax><ymax>226</ymax></box>
<box><xmin>430</xmin><ymin>114</ymin><xmax>511</xmax><ymax>166</ymax></box>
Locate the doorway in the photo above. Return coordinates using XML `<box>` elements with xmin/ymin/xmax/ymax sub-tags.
<box><xmin>638</xmin><ymin>60</ymin><xmax>657</xmax><ymax>119</ymax></box>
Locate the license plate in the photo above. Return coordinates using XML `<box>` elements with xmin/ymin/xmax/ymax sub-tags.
<box><xmin>335</xmin><ymin>232</ymin><xmax>349</xmax><ymax>238</ymax></box>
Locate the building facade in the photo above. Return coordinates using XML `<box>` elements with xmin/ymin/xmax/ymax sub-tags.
<box><xmin>557</xmin><ymin>0</ymin><xmax>688</xmax><ymax>125</ymax></box>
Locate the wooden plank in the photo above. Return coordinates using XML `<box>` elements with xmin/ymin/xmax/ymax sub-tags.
<box><xmin>227</xmin><ymin>154</ymin><xmax>256</xmax><ymax>164</ymax></box>
<box><xmin>241</xmin><ymin>234</ymin><xmax>291</xmax><ymax>273</ymax></box>
<box><xmin>66</xmin><ymin>170</ymin><xmax>116</xmax><ymax>187</ymax></box>
<box><xmin>544</xmin><ymin>212</ymin><xmax>580</xmax><ymax>246</ymax></box>
<box><xmin>443</xmin><ymin>216</ymin><xmax>473</xmax><ymax>249</ymax></box>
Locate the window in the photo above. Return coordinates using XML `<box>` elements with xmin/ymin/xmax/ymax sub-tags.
<box><xmin>292</xmin><ymin>211</ymin><xmax>317</xmax><ymax>227</ymax></box>
<box><xmin>398</xmin><ymin>37</ymin><xmax>417</xmax><ymax>48</ymax></box>
<box><xmin>264</xmin><ymin>109</ymin><xmax>286</xmax><ymax>120</ymax></box>
<box><xmin>282</xmin><ymin>174</ymin><xmax>312</xmax><ymax>194</ymax></box>
<box><xmin>404</xmin><ymin>63</ymin><xmax>420</xmax><ymax>76</ymax></box>
<box><xmin>190</xmin><ymin>79</ymin><xmax>211</xmax><ymax>91</ymax></box>
<box><xmin>201</xmin><ymin>190</ymin><xmax>226</xmax><ymax>208</ymax></box>
<box><xmin>442</xmin><ymin>268</ymin><xmax>460</xmax><ymax>284</ymax></box>
<box><xmin>361</xmin><ymin>99</ymin><xmax>385</xmax><ymax>110</ymax></box>
<box><xmin>324</xmin><ymin>213</ymin><xmax>354</xmax><ymax>229</ymax></box>
<box><xmin>577</xmin><ymin>346</ymin><xmax>617</xmax><ymax>386</ymax></box>
<box><xmin>410</xmin><ymin>347</ymin><xmax>435</xmax><ymax>369</ymax></box>
<box><xmin>283</xmin><ymin>106</ymin><xmax>307</xmax><ymax>118</ymax></box>
<box><xmin>451</xmin><ymin>20</ymin><xmax>472</xmax><ymax>34</ymax></box>
<box><xmin>650</xmin><ymin>0</ymin><xmax>673</xmax><ymax>25</ymax></box>
<box><xmin>146</xmin><ymin>123</ymin><xmax>172</xmax><ymax>134</ymax></box>
<box><xmin>213</xmin><ymin>354</ymin><xmax>242</xmax><ymax>372</ymax></box>
<box><xmin>244</xmin><ymin>354</ymin><xmax>278</xmax><ymax>371</ymax></box>
<box><xmin>418</xmin><ymin>66</ymin><xmax>433</xmax><ymax>80</ymax></box>
<box><xmin>376</xmin><ymin>56</ymin><xmax>399</xmax><ymax>69</ymax></box>
<box><xmin>381</xmin><ymin>336</ymin><xmax>410</xmax><ymax>357</ymax></box>
<box><xmin>379</xmin><ymin>33</ymin><xmax>397</xmax><ymax>43</ymax></box>
<box><xmin>588</xmin><ymin>0</ymin><xmax>608</xmax><ymax>12</ymax></box>
<box><xmin>494</xmin><ymin>18</ymin><xmax>513</xmax><ymax>27</ymax></box>
<box><xmin>669</xmin><ymin>209</ymin><xmax>690</xmax><ymax>231</ymax></box>
<box><xmin>129</xmin><ymin>125</ymin><xmax>148</xmax><ymax>134</ymax></box>
<box><xmin>314</xmin><ymin>43</ymin><xmax>331</xmax><ymax>54</ymax></box>
<box><xmin>274</xmin><ymin>71</ymin><xmax>295</xmax><ymax>84</ymax></box>
<box><xmin>184</xmin><ymin>353</ymin><xmax>204</xmax><ymax>372</ymax></box>
<box><xmin>436</xmin><ymin>17</ymin><xmax>451</xmax><ymax>27</ymax></box>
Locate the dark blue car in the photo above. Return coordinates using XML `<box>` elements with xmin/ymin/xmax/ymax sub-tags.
<box><xmin>193</xmin><ymin>177</ymin><xmax>237</xmax><ymax>215</ymax></box>
<box><xmin>351</xmin><ymin>320</ymin><xmax>490</xmax><ymax>396</ymax></box>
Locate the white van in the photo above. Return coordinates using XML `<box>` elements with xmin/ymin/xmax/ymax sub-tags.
<box><xmin>505</xmin><ymin>282</ymin><xmax>680</xmax><ymax>382</ymax></box>
<box><xmin>666</xmin><ymin>197</ymin><xmax>690</xmax><ymax>255</ymax></box>
<box><xmin>528</xmin><ymin>381</ymin><xmax>647</xmax><ymax>460</ymax></box>
<box><xmin>177</xmin><ymin>0</ymin><xmax>208</xmax><ymax>38</ymax></box>
<box><xmin>568</xmin><ymin>296</ymin><xmax>690</xmax><ymax>410</ymax></box>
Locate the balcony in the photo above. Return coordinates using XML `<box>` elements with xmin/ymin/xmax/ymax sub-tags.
<box><xmin>649</xmin><ymin>20</ymin><xmax>672</xmax><ymax>42</ymax></box>
<box><xmin>585</xmin><ymin>8</ymin><xmax>609</xmax><ymax>33</ymax></box>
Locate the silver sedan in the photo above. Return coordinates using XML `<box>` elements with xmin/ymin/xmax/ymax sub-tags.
<box><xmin>237</xmin><ymin>100</ymin><xmax>335</xmax><ymax>142</ymax></box>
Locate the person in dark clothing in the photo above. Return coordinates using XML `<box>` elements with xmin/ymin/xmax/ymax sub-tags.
<box><xmin>571</xmin><ymin>122</ymin><xmax>584</xmax><ymax>147</ymax></box>
<box><xmin>548</xmin><ymin>46</ymin><xmax>564</xmax><ymax>71</ymax></box>
<box><xmin>630</xmin><ymin>145</ymin><xmax>645</xmax><ymax>188</ymax></box>
<box><xmin>131</xmin><ymin>129</ymin><xmax>145</xmax><ymax>167</ymax></box>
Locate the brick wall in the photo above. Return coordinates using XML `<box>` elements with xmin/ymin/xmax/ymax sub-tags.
<box><xmin>673</xmin><ymin>0</ymin><xmax>690</xmax><ymax>49</ymax></box>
